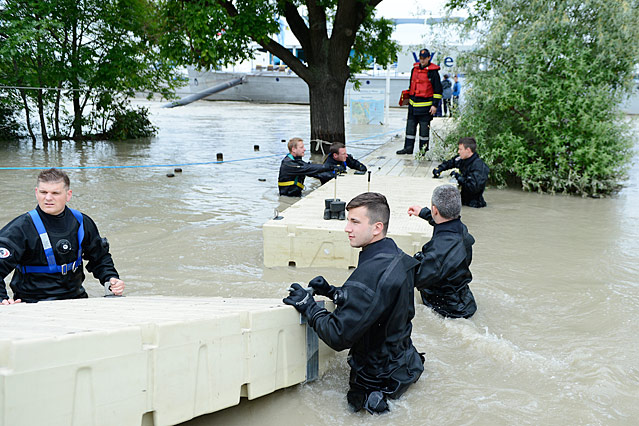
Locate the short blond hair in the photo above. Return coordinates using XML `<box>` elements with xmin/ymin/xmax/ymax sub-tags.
<box><xmin>288</xmin><ymin>137</ymin><xmax>303</xmax><ymax>152</ymax></box>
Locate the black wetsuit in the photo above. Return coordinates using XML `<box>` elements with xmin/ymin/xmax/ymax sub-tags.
<box><xmin>317</xmin><ymin>154</ymin><xmax>367</xmax><ymax>184</ymax></box>
<box><xmin>277</xmin><ymin>153</ymin><xmax>330</xmax><ymax>197</ymax></box>
<box><xmin>414</xmin><ymin>208</ymin><xmax>477</xmax><ymax>318</ymax></box>
<box><xmin>0</xmin><ymin>206</ymin><xmax>119</xmax><ymax>302</ymax></box>
<box><xmin>305</xmin><ymin>238</ymin><xmax>424</xmax><ymax>411</ymax></box>
<box><xmin>436</xmin><ymin>153</ymin><xmax>490</xmax><ymax>208</ymax></box>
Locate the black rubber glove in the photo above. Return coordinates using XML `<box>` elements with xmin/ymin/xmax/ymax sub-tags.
<box><xmin>450</xmin><ymin>170</ymin><xmax>460</xmax><ymax>180</ymax></box>
<box><xmin>283</xmin><ymin>283</ymin><xmax>316</xmax><ymax>315</ymax></box>
<box><xmin>432</xmin><ymin>168</ymin><xmax>441</xmax><ymax>178</ymax></box>
<box><xmin>309</xmin><ymin>276</ymin><xmax>336</xmax><ymax>298</ymax></box>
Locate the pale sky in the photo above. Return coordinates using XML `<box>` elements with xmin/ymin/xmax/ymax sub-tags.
<box><xmin>375</xmin><ymin>0</ymin><xmax>451</xmax><ymax>19</ymax></box>
<box><xmin>375</xmin><ymin>0</ymin><xmax>469</xmax><ymax>47</ymax></box>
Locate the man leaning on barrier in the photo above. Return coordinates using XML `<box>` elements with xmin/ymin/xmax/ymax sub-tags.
<box><xmin>283</xmin><ymin>192</ymin><xmax>424</xmax><ymax>414</ymax></box>
<box><xmin>0</xmin><ymin>168</ymin><xmax>124</xmax><ymax>304</ymax></box>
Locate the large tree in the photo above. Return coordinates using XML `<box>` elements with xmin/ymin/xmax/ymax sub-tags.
<box><xmin>444</xmin><ymin>0</ymin><xmax>639</xmax><ymax>196</ymax></box>
<box><xmin>157</xmin><ymin>0</ymin><xmax>398</xmax><ymax>152</ymax></box>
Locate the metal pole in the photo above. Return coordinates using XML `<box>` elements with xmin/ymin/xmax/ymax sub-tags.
<box><xmin>385</xmin><ymin>66</ymin><xmax>391</xmax><ymax>125</ymax></box>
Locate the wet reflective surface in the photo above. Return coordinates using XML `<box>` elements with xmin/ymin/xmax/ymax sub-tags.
<box><xmin>1</xmin><ymin>102</ymin><xmax>638</xmax><ymax>425</ymax></box>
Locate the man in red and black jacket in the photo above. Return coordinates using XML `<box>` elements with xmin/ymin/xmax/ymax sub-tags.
<box><xmin>397</xmin><ymin>48</ymin><xmax>442</xmax><ymax>155</ymax></box>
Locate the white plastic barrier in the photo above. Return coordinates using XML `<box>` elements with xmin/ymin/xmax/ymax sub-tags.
<box><xmin>0</xmin><ymin>296</ymin><xmax>334</xmax><ymax>426</ymax></box>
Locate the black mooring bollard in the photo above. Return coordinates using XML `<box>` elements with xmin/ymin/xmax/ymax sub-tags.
<box><xmin>174</xmin><ymin>168</ymin><xmax>182</xmax><ymax>173</ymax></box>
<box><xmin>217</xmin><ymin>153</ymin><xmax>223</xmax><ymax>161</ymax></box>
<box><xmin>254</xmin><ymin>145</ymin><xmax>260</xmax><ymax>151</ymax></box>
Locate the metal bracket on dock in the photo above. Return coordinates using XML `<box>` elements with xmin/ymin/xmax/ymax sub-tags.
<box><xmin>300</xmin><ymin>300</ymin><xmax>324</xmax><ymax>383</ymax></box>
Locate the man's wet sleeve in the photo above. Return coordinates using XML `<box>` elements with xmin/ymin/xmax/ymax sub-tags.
<box><xmin>414</xmin><ymin>247</ymin><xmax>442</xmax><ymax>291</ymax></box>
<box><xmin>81</xmin><ymin>215</ymin><xmax>119</xmax><ymax>283</ymax></box>
<box><xmin>309</xmin><ymin>280</ymin><xmax>381</xmax><ymax>352</ymax></box>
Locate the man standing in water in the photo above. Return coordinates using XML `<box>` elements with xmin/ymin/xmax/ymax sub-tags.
<box><xmin>283</xmin><ymin>192</ymin><xmax>424</xmax><ymax>413</ymax></box>
<box><xmin>0</xmin><ymin>168</ymin><xmax>125</xmax><ymax>304</ymax></box>
<box><xmin>317</xmin><ymin>142</ymin><xmax>367</xmax><ymax>184</ymax></box>
<box><xmin>408</xmin><ymin>184</ymin><xmax>477</xmax><ymax>318</ymax></box>
<box><xmin>433</xmin><ymin>137</ymin><xmax>490</xmax><ymax>208</ymax></box>
<box><xmin>278</xmin><ymin>137</ymin><xmax>333</xmax><ymax>197</ymax></box>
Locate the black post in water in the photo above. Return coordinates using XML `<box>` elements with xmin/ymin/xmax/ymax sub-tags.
<box><xmin>216</xmin><ymin>153</ymin><xmax>223</xmax><ymax>161</ymax></box>
<box><xmin>254</xmin><ymin>145</ymin><xmax>259</xmax><ymax>151</ymax></box>
<box><xmin>367</xmin><ymin>171</ymin><xmax>371</xmax><ymax>192</ymax></box>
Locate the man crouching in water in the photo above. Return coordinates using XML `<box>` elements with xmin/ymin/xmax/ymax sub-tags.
<box><xmin>283</xmin><ymin>192</ymin><xmax>424</xmax><ymax>414</ymax></box>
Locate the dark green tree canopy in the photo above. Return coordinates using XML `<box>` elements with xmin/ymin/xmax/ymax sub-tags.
<box><xmin>0</xmin><ymin>0</ymin><xmax>185</xmax><ymax>141</ymax></box>
<box><xmin>445</xmin><ymin>0</ymin><xmax>639</xmax><ymax>196</ymax></box>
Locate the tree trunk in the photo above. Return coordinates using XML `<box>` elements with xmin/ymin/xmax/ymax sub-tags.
<box><xmin>54</xmin><ymin>87</ymin><xmax>61</xmax><ymax>138</ymax></box>
<box><xmin>308</xmin><ymin>77</ymin><xmax>347</xmax><ymax>154</ymax></box>
<box><xmin>36</xmin><ymin>89</ymin><xmax>49</xmax><ymax>142</ymax></box>
<box><xmin>71</xmin><ymin>89</ymin><xmax>82</xmax><ymax>139</ymax></box>
<box><xmin>19</xmin><ymin>89</ymin><xmax>37</xmax><ymax>145</ymax></box>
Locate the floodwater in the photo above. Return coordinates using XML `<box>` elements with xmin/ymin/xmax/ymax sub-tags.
<box><xmin>1</xmin><ymin>102</ymin><xmax>638</xmax><ymax>425</ymax></box>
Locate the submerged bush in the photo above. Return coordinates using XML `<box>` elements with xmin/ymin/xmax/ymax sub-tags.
<box><xmin>446</xmin><ymin>0</ymin><xmax>639</xmax><ymax>196</ymax></box>
<box><xmin>106</xmin><ymin>105</ymin><xmax>157</xmax><ymax>140</ymax></box>
<box><xmin>0</xmin><ymin>102</ymin><xmax>22</xmax><ymax>140</ymax></box>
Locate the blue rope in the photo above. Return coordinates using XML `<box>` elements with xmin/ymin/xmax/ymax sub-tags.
<box><xmin>0</xmin><ymin>128</ymin><xmax>404</xmax><ymax>171</ymax></box>
<box><xmin>0</xmin><ymin>153</ymin><xmax>283</xmax><ymax>171</ymax></box>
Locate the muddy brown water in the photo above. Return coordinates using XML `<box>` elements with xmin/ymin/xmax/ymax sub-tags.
<box><xmin>1</xmin><ymin>102</ymin><xmax>638</xmax><ymax>425</ymax></box>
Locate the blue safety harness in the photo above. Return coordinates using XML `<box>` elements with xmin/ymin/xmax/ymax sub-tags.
<box><xmin>18</xmin><ymin>208</ymin><xmax>85</xmax><ymax>275</ymax></box>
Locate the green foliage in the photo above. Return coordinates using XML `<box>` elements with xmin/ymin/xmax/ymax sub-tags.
<box><xmin>107</xmin><ymin>105</ymin><xmax>157</xmax><ymax>140</ymax></box>
<box><xmin>351</xmin><ymin>17</ymin><xmax>399</xmax><ymax>74</ymax></box>
<box><xmin>0</xmin><ymin>97</ymin><xmax>23</xmax><ymax>140</ymax></box>
<box><xmin>157</xmin><ymin>0</ymin><xmax>280</xmax><ymax>70</ymax></box>
<box><xmin>445</xmin><ymin>0</ymin><xmax>639</xmax><ymax>196</ymax></box>
<box><xmin>0</xmin><ymin>0</ymin><xmax>186</xmax><ymax>140</ymax></box>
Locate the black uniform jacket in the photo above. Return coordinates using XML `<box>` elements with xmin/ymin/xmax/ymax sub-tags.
<box><xmin>307</xmin><ymin>238</ymin><xmax>424</xmax><ymax>388</ymax></box>
<box><xmin>438</xmin><ymin>153</ymin><xmax>490</xmax><ymax>208</ymax></box>
<box><xmin>0</xmin><ymin>206</ymin><xmax>119</xmax><ymax>301</ymax></box>
<box><xmin>317</xmin><ymin>154</ymin><xmax>367</xmax><ymax>184</ymax></box>
<box><xmin>414</xmin><ymin>213</ymin><xmax>477</xmax><ymax>318</ymax></box>
<box><xmin>278</xmin><ymin>154</ymin><xmax>329</xmax><ymax>197</ymax></box>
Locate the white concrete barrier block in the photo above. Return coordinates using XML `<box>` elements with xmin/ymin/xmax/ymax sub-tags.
<box><xmin>263</xmin><ymin>175</ymin><xmax>436</xmax><ymax>268</ymax></box>
<box><xmin>0</xmin><ymin>329</ymin><xmax>148</xmax><ymax>426</ymax></box>
<box><xmin>0</xmin><ymin>297</ymin><xmax>336</xmax><ymax>426</ymax></box>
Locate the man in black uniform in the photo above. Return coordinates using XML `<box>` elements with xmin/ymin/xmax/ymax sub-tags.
<box><xmin>396</xmin><ymin>48</ymin><xmax>442</xmax><ymax>155</ymax></box>
<box><xmin>278</xmin><ymin>137</ymin><xmax>334</xmax><ymax>197</ymax></box>
<box><xmin>0</xmin><ymin>168</ymin><xmax>125</xmax><ymax>304</ymax></box>
<box><xmin>283</xmin><ymin>192</ymin><xmax>424</xmax><ymax>414</ymax></box>
<box><xmin>433</xmin><ymin>137</ymin><xmax>490</xmax><ymax>208</ymax></box>
<box><xmin>408</xmin><ymin>184</ymin><xmax>477</xmax><ymax>318</ymax></box>
<box><xmin>317</xmin><ymin>142</ymin><xmax>367</xmax><ymax>184</ymax></box>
